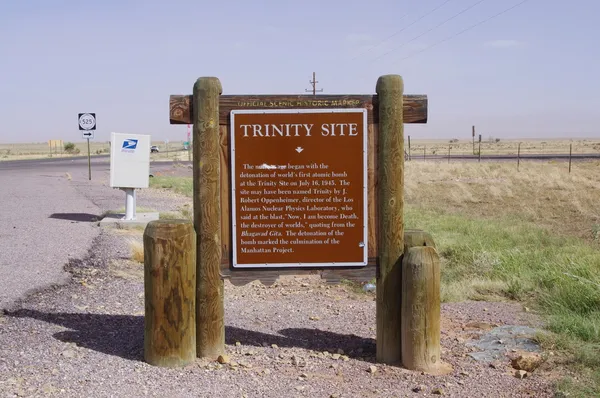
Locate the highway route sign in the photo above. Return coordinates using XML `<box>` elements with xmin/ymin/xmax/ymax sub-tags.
<box><xmin>82</xmin><ymin>130</ymin><xmax>95</xmax><ymax>140</ymax></box>
<box><xmin>78</xmin><ymin>113</ymin><xmax>96</xmax><ymax>131</ymax></box>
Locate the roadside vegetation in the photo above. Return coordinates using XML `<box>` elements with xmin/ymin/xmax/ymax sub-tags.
<box><xmin>147</xmin><ymin>159</ymin><xmax>600</xmax><ymax>396</ymax></box>
<box><xmin>149</xmin><ymin>175</ymin><xmax>193</xmax><ymax>198</ymax></box>
<box><xmin>405</xmin><ymin>160</ymin><xmax>600</xmax><ymax>396</ymax></box>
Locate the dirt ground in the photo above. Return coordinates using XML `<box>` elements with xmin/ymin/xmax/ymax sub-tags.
<box><xmin>0</xmin><ymin>161</ymin><xmax>575</xmax><ymax>397</ymax></box>
<box><xmin>0</xmin><ymin>221</ymin><xmax>560</xmax><ymax>397</ymax></box>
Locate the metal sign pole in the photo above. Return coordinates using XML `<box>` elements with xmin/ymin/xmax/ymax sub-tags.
<box><xmin>87</xmin><ymin>138</ymin><xmax>91</xmax><ymax>180</ymax></box>
<box><xmin>78</xmin><ymin>112</ymin><xmax>96</xmax><ymax>180</ymax></box>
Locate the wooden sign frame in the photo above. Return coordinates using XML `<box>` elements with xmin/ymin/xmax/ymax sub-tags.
<box><xmin>229</xmin><ymin>108</ymin><xmax>369</xmax><ymax>269</ymax></box>
<box><xmin>168</xmin><ymin>75</ymin><xmax>428</xmax><ymax>364</ymax></box>
<box><xmin>169</xmin><ymin>87</ymin><xmax>427</xmax><ymax>285</ymax></box>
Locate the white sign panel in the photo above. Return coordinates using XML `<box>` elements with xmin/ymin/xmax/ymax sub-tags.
<box><xmin>109</xmin><ymin>132</ymin><xmax>151</xmax><ymax>189</ymax></box>
<box><xmin>82</xmin><ymin>130</ymin><xmax>94</xmax><ymax>140</ymax></box>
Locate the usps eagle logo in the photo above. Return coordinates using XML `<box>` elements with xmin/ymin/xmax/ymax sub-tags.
<box><xmin>121</xmin><ymin>139</ymin><xmax>138</xmax><ymax>153</ymax></box>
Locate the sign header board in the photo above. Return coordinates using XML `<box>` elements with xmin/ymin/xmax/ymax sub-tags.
<box><xmin>230</xmin><ymin>108</ymin><xmax>368</xmax><ymax>268</ymax></box>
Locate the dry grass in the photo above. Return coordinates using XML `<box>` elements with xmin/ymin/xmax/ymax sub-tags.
<box><xmin>0</xmin><ymin>140</ymin><xmax>187</xmax><ymax>161</ymax></box>
<box><xmin>128</xmin><ymin>238</ymin><xmax>144</xmax><ymax>263</ymax></box>
<box><xmin>4</xmin><ymin>138</ymin><xmax>598</xmax><ymax>162</ymax></box>
<box><xmin>405</xmin><ymin>160</ymin><xmax>600</xmax><ymax>243</ymax></box>
<box><xmin>0</xmin><ymin>141</ymin><xmax>110</xmax><ymax>160</ymax></box>
<box><xmin>407</xmin><ymin>138</ymin><xmax>600</xmax><ymax>157</ymax></box>
<box><xmin>404</xmin><ymin>160</ymin><xmax>600</xmax><ymax>396</ymax></box>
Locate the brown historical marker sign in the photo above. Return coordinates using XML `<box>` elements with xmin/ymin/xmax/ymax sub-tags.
<box><xmin>230</xmin><ymin>109</ymin><xmax>368</xmax><ymax>268</ymax></box>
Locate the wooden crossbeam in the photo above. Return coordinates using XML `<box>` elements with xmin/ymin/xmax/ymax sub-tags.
<box><xmin>169</xmin><ymin>94</ymin><xmax>428</xmax><ymax>125</ymax></box>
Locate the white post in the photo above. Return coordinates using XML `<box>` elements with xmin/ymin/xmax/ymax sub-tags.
<box><xmin>124</xmin><ymin>188</ymin><xmax>136</xmax><ymax>221</ymax></box>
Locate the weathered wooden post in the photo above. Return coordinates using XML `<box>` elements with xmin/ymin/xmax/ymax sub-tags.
<box><xmin>517</xmin><ymin>142</ymin><xmax>521</xmax><ymax>171</ymax></box>
<box><xmin>569</xmin><ymin>143</ymin><xmax>572</xmax><ymax>173</ymax></box>
<box><xmin>376</xmin><ymin>74</ymin><xmax>405</xmax><ymax>364</ymax></box>
<box><xmin>143</xmin><ymin>220</ymin><xmax>196</xmax><ymax>367</ymax></box>
<box><xmin>193</xmin><ymin>77</ymin><xmax>225</xmax><ymax>359</ymax></box>
<box><xmin>401</xmin><ymin>246</ymin><xmax>452</xmax><ymax>374</ymax></box>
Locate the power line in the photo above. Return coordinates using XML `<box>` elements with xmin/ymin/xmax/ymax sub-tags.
<box><xmin>369</xmin><ymin>0</ymin><xmax>488</xmax><ymax>63</ymax></box>
<box><xmin>305</xmin><ymin>72</ymin><xmax>323</xmax><ymax>95</ymax></box>
<box><xmin>393</xmin><ymin>0</ymin><xmax>532</xmax><ymax>64</ymax></box>
<box><xmin>351</xmin><ymin>0</ymin><xmax>454</xmax><ymax>60</ymax></box>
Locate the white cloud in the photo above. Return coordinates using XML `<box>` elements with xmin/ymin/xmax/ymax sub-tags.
<box><xmin>485</xmin><ymin>39</ymin><xmax>524</xmax><ymax>48</ymax></box>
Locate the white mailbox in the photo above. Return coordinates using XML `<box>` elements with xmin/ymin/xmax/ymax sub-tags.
<box><xmin>110</xmin><ymin>132</ymin><xmax>150</xmax><ymax>188</ymax></box>
<box><xmin>109</xmin><ymin>132</ymin><xmax>151</xmax><ymax>221</ymax></box>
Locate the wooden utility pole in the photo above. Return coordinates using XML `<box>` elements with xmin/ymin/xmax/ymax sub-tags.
<box><xmin>375</xmin><ymin>74</ymin><xmax>404</xmax><ymax>364</ymax></box>
<box><xmin>193</xmin><ymin>77</ymin><xmax>225</xmax><ymax>359</ymax></box>
<box><xmin>305</xmin><ymin>72</ymin><xmax>323</xmax><ymax>96</ymax></box>
<box><xmin>144</xmin><ymin>220</ymin><xmax>196</xmax><ymax>367</ymax></box>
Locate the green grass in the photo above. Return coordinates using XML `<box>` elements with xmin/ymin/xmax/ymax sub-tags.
<box><xmin>149</xmin><ymin>176</ymin><xmax>193</xmax><ymax>198</ymax></box>
<box><xmin>405</xmin><ymin>206</ymin><xmax>600</xmax><ymax>395</ymax></box>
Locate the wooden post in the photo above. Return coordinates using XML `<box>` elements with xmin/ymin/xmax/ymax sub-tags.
<box><xmin>408</xmin><ymin>135</ymin><xmax>411</xmax><ymax>161</ymax></box>
<box><xmin>375</xmin><ymin>75</ymin><xmax>404</xmax><ymax>364</ymax></box>
<box><xmin>143</xmin><ymin>220</ymin><xmax>196</xmax><ymax>367</ymax></box>
<box><xmin>401</xmin><ymin>246</ymin><xmax>452</xmax><ymax>375</ymax></box>
<box><xmin>447</xmin><ymin>145</ymin><xmax>451</xmax><ymax>164</ymax></box>
<box><xmin>478</xmin><ymin>134</ymin><xmax>482</xmax><ymax>163</ymax></box>
<box><xmin>423</xmin><ymin>145</ymin><xmax>426</xmax><ymax>160</ymax></box>
<box><xmin>517</xmin><ymin>142</ymin><xmax>521</xmax><ymax>171</ymax></box>
<box><xmin>569</xmin><ymin>143</ymin><xmax>572</xmax><ymax>173</ymax></box>
<box><xmin>472</xmin><ymin>125</ymin><xmax>475</xmax><ymax>155</ymax></box>
<box><xmin>193</xmin><ymin>76</ymin><xmax>225</xmax><ymax>359</ymax></box>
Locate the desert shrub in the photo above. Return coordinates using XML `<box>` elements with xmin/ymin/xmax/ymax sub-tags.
<box><xmin>64</xmin><ymin>142</ymin><xmax>76</xmax><ymax>153</ymax></box>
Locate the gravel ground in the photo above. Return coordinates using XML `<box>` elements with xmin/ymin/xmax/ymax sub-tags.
<box><xmin>0</xmin><ymin>231</ymin><xmax>556</xmax><ymax>398</ymax></box>
<box><xmin>0</xmin><ymin>163</ymin><xmax>559</xmax><ymax>397</ymax></box>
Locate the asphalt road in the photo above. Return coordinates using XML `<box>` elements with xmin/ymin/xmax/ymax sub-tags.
<box><xmin>0</xmin><ymin>157</ymin><xmax>108</xmax><ymax>310</ymax></box>
<box><xmin>0</xmin><ymin>156</ymin><xmax>193</xmax><ymax>311</ymax></box>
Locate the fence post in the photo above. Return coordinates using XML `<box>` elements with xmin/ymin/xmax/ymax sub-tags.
<box><xmin>517</xmin><ymin>142</ymin><xmax>521</xmax><ymax>171</ymax></box>
<box><xmin>193</xmin><ymin>76</ymin><xmax>225</xmax><ymax>359</ymax></box>
<box><xmin>408</xmin><ymin>135</ymin><xmax>411</xmax><ymax>161</ymax></box>
<box><xmin>401</xmin><ymin>246</ymin><xmax>452</xmax><ymax>375</ymax></box>
<box><xmin>144</xmin><ymin>220</ymin><xmax>196</xmax><ymax>367</ymax></box>
<box><xmin>375</xmin><ymin>75</ymin><xmax>405</xmax><ymax>364</ymax></box>
<box><xmin>569</xmin><ymin>143</ymin><xmax>572</xmax><ymax>173</ymax></box>
<box><xmin>448</xmin><ymin>145</ymin><xmax>451</xmax><ymax>164</ymax></box>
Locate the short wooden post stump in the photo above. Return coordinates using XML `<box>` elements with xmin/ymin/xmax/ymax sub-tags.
<box><xmin>401</xmin><ymin>245</ymin><xmax>453</xmax><ymax>375</ymax></box>
<box><xmin>143</xmin><ymin>220</ymin><xmax>197</xmax><ymax>367</ymax></box>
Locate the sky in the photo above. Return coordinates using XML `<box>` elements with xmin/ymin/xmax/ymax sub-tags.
<box><xmin>1</xmin><ymin>0</ymin><xmax>599</xmax><ymax>143</ymax></box>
